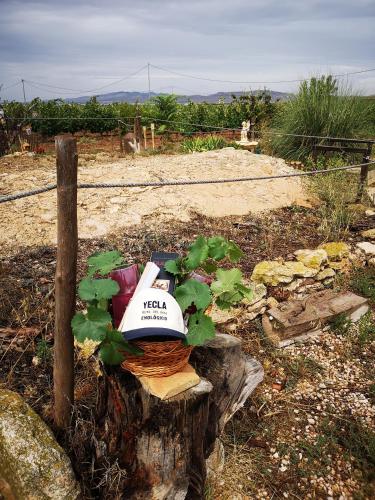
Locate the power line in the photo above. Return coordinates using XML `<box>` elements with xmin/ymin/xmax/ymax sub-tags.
<box><xmin>151</xmin><ymin>64</ymin><xmax>375</xmax><ymax>85</ymax></box>
<box><xmin>2</xmin><ymin>81</ymin><xmax>23</xmax><ymax>91</ymax></box>
<box><xmin>24</xmin><ymin>65</ymin><xmax>148</xmax><ymax>95</ymax></box>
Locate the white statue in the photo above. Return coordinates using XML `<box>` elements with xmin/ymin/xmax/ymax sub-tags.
<box><xmin>240</xmin><ymin>120</ymin><xmax>250</xmax><ymax>143</ymax></box>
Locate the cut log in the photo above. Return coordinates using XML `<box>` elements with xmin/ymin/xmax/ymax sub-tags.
<box><xmin>96</xmin><ymin>333</ymin><xmax>263</xmax><ymax>499</ymax></box>
<box><xmin>263</xmin><ymin>289</ymin><xmax>369</xmax><ymax>346</ymax></box>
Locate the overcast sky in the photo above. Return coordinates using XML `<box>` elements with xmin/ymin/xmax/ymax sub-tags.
<box><xmin>0</xmin><ymin>0</ymin><xmax>374</xmax><ymax>101</ymax></box>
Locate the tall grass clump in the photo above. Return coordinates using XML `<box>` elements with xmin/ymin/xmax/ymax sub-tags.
<box><xmin>309</xmin><ymin>156</ymin><xmax>359</xmax><ymax>239</ymax></box>
<box><xmin>271</xmin><ymin>75</ymin><xmax>369</xmax><ymax>160</ymax></box>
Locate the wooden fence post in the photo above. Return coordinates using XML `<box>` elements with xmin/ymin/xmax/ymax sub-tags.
<box><xmin>134</xmin><ymin>106</ymin><xmax>142</xmax><ymax>152</ymax></box>
<box><xmin>355</xmin><ymin>143</ymin><xmax>372</xmax><ymax>203</ymax></box>
<box><xmin>54</xmin><ymin>134</ymin><xmax>78</xmax><ymax>429</ymax></box>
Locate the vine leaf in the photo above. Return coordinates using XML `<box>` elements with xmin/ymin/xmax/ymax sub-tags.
<box><xmin>78</xmin><ymin>278</ymin><xmax>120</xmax><ymax>302</ymax></box>
<box><xmin>87</xmin><ymin>250</ymin><xmax>124</xmax><ymax>277</ymax></box>
<box><xmin>99</xmin><ymin>330</ymin><xmax>143</xmax><ymax>365</ymax></box>
<box><xmin>186</xmin><ymin>312</ymin><xmax>215</xmax><ymax>346</ymax></box>
<box><xmin>207</xmin><ymin>236</ymin><xmax>228</xmax><ymax>261</ymax></box>
<box><xmin>175</xmin><ymin>279</ymin><xmax>212</xmax><ymax>312</ymax></box>
<box><xmin>211</xmin><ymin>268</ymin><xmax>243</xmax><ymax>295</ymax></box>
<box><xmin>165</xmin><ymin>259</ymin><xmax>182</xmax><ymax>276</ymax></box>
<box><xmin>211</xmin><ymin>268</ymin><xmax>252</xmax><ymax>309</ymax></box>
<box><xmin>71</xmin><ymin>306</ymin><xmax>111</xmax><ymax>342</ymax></box>
<box><xmin>227</xmin><ymin>241</ymin><xmax>243</xmax><ymax>262</ymax></box>
<box><xmin>184</xmin><ymin>236</ymin><xmax>209</xmax><ymax>270</ymax></box>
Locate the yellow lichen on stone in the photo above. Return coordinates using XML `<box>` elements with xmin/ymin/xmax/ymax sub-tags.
<box><xmin>294</xmin><ymin>249</ymin><xmax>328</xmax><ymax>269</ymax></box>
<box><xmin>319</xmin><ymin>242</ymin><xmax>349</xmax><ymax>261</ymax></box>
<box><xmin>251</xmin><ymin>260</ymin><xmax>317</xmax><ymax>286</ymax></box>
<box><xmin>316</xmin><ymin>268</ymin><xmax>336</xmax><ymax>280</ymax></box>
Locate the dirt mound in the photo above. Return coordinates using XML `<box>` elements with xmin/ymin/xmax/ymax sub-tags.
<box><xmin>0</xmin><ymin>148</ymin><xmax>307</xmax><ymax>250</ymax></box>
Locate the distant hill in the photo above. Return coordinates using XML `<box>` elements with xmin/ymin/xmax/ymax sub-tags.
<box><xmin>66</xmin><ymin>90</ymin><xmax>290</xmax><ymax>104</ymax></box>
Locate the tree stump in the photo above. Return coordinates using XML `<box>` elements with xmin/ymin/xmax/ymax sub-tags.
<box><xmin>96</xmin><ymin>333</ymin><xmax>263</xmax><ymax>499</ymax></box>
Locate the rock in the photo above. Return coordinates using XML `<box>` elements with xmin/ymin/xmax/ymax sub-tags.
<box><xmin>369</xmin><ymin>257</ymin><xmax>375</xmax><ymax>267</ymax></box>
<box><xmin>294</xmin><ymin>249</ymin><xmax>328</xmax><ymax>269</ymax></box>
<box><xmin>209</xmin><ymin>303</ymin><xmax>242</xmax><ymax>325</ymax></box>
<box><xmin>356</xmin><ymin>241</ymin><xmax>375</xmax><ymax>256</ymax></box>
<box><xmin>361</xmin><ymin>229</ymin><xmax>375</xmax><ymax>240</ymax></box>
<box><xmin>319</xmin><ymin>242</ymin><xmax>350</xmax><ymax>261</ymax></box>
<box><xmin>251</xmin><ymin>260</ymin><xmax>317</xmax><ymax>286</ymax></box>
<box><xmin>248</xmin><ymin>282</ymin><xmax>267</xmax><ymax>304</ymax></box>
<box><xmin>365</xmin><ymin>209</ymin><xmax>375</xmax><ymax>216</ymax></box>
<box><xmin>0</xmin><ymin>389</ymin><xmax>80</xmax><ymax>500</ymax></box>
<box><xmin>266</xmin><ymin>297</ymin><xmax>279</xmax><ymax>309</ymax></box>
<box><xmin>328</xmin><ymin>258</ymin><xmax>351</xmax><ymax>271</ymax></box>
<box><xmin>316</xmin><ymin>268</ymin><xmax>336</xmax><ymax>280</ymax></box>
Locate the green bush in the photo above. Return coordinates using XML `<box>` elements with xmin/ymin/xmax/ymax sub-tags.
<box><xmin>180</xmin><ymin>135</ymin><xmax>228</xmax><ymax>153</ymax></box>
<box><xmin>271</xmin><ymin>75</ymin><xmax>369</xmax><ymax>160</ymax></box>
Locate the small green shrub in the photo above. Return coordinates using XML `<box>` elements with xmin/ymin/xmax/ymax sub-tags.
<box><xmin>180</xmin><ymin>135</ymin><xmax>228</xmax><ymax>153</ymax></box>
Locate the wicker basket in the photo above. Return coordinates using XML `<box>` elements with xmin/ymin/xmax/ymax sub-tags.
<box><xmin>121</xmin><ymin>340</ymin><xmax>193</xmax><ymax>378</ymax></box>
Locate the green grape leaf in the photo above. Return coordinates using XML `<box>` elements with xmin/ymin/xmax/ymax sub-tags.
<box><xmin>175</xmin><ymin>279</ymin><xmax>212</xmax><ymax>312</ymax></box>
<box><xmin>99</xmin><ymin>342</ymin><xmax>125</xmax><ymax>365</ymax></box>
<box><xmin>99</xmin><ymin>329</ymin><xmax>143</xmax><ymax>365</ymax></box>
<box><xmin>227</xmin><ymin>241</ymin><xmax>243</xmax><ymax>262</ymax></box>
<box><xmin>236</xmin><ymin>283</ymin><xmax>253</xmax><ymax>301</ymax></box>
<box><xmin>210</xmin><ymin>268</ymin><xmax>243</xmax><ymax>295</ymax></box>
<box><xmin>165</xmin><ymin>259</ymin><xmax>182</xmax><ymax>276</ymax></box>
<box><xmin>207</xmin><ymin>236</ymin><xmax>229</xmax><ymax>261</ymax></box>
<box><xmin>186</xmin><ymin>312</ymin><xmax>216</xmax><ymax>346</ymax></box>
<box><xmin>87</xmin><ymin>250</ymin><xmax>124</xmax><ymax>277</ymax></box>
<box><xmin>71</xmin><ymin>306</ymin><xmax>111</xmax><ymax>342</ymax></box>
<box><xmin>201</xmin><ymin>260</ymin><xmax>218</xmax><ymax>274</ymax></box>
<box><xmin>184</xmin><ymin>236</ymin><xmax>209</xmax><ymax>271</ymax></box>
<box><xmin>215</xmin><ymin>290</ymin><xmax>243</xmax><ymax>309</ymax></box>
<box><xmin>78</xmin><ymin>278</ymin><xmax>119</xmax><ymax>302</ymax></box>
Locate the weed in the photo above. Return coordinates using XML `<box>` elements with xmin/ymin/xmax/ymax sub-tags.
<box><xmin>329</xmin><ymin>313</ymin><xmax>352</xmax><ymax>336</ymax></box>
<box><xmin>308</xmin><ymin>158</ymin><xmax>358</xmax><ymax>239</ymax></box>
<box><xmin>322</xmin><ymin>418</ymin><xmax>375</xmax><ymax>483</ymax></box>
<box><xmin>35</xmin><ymin>339</ymin><xmax>51</xmax><ymax>362</ymax></box>
<box><xmin>350</xmin><ymin>267</ymin><xmax>375</xmax><ymax>304</ymax></box>
<box><xmin>357</xmin><ymin>312</ymin><xmax>375</xmax><ymax>345</ymax></box>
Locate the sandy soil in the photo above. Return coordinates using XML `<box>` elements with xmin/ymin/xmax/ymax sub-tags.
<box><xmin>0</xmin><ymin>148</ymin><xmax>306</xmax><ymax>249</ymax></box>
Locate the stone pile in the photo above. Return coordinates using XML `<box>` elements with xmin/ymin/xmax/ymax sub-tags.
<box><xmin>211</xmin><ymin>240</ymin><xmax>373</xmax><ymax>342</ymax></box>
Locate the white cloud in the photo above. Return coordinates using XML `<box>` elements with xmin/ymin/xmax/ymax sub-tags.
<box><xmin>0</xmin><ymin>0</ymin><xmax>374</xmax><ymax>99</ymax></box>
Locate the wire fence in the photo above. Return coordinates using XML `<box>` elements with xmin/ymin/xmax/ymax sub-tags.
<box><xmin>1</xmin><ymin>161</ymin><xmax>374</xmax><ymax>204</ymax></box>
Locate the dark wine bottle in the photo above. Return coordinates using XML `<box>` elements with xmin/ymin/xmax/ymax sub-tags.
<box><xmin>150</xmin><ymin>251</ymin><xmax>179</xmax><ymax>295</ymax></box>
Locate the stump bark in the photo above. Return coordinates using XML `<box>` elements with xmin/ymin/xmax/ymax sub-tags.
<box><xmin>96</xmin><ymin>333</ymin><xmax>263</xmax><ymax>499</ymax></box>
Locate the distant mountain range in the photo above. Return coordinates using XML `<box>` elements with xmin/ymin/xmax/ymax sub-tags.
<box><xmin>66</xmin><ymin>90</ymin><xmax>290</xmax><ymax>104</ymax></box>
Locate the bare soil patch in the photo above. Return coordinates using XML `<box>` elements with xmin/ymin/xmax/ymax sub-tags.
<box><xmin>0</xmin><ymin>148</ymin><xmax>307</xmax><ymax>250</ymax></box>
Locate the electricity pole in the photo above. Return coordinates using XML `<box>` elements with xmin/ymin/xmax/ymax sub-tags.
<box><xmin>147</xmin><ymin>63</ymin><xmax>151</xmax><ymax>101</ymax></box>
<box><xmin>21</xmin><ymin>79</ymin><xmax>26</xmax><ymax>103</ymax></box>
